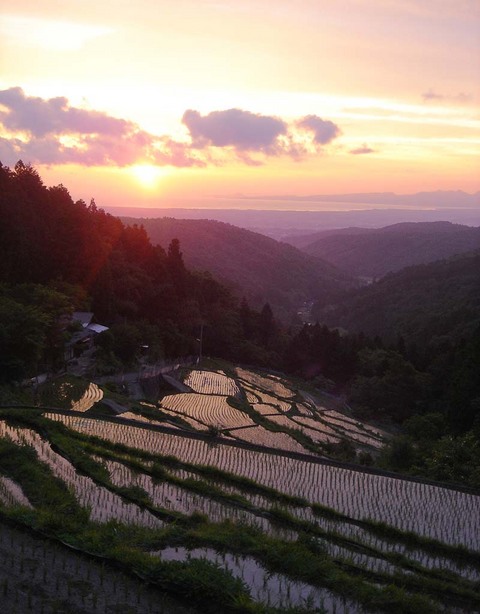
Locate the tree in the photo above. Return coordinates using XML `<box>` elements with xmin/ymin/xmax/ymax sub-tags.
<box><xmin>167</xmin><ymin>238</ymin><xmax>187</xmax><ymax>297</ymax></box>
<box><xmin>349</xmin><ymin>348</ymin><xmax>430</xmax><ymax>421</ymax></box>
<box><xmin>379</xmin><ymin>437</ymin><xmax>417</xmax><ymax>472</ymax></box>
<box><xmin>0</xmin><ymin>283</ymin><xmax>74</xmax><ymax>381</ymax></box>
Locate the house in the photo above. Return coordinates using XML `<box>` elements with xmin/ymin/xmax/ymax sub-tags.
<box><xmin>64</xmin><ymin>312</ymin><xmax>109</xmax><ymax>361</ymax></box>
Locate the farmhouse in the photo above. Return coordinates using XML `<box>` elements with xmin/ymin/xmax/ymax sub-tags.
<box><xmin>64</xmin><ymin>312</ymin><xmax>109</xmax><ymax>361</ymax></box>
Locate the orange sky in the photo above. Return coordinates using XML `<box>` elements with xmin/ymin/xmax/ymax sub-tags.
<box><xmin>0</xmin><ymin>0</ymin><xmax>479</xmax><ymax>208</ymax></box>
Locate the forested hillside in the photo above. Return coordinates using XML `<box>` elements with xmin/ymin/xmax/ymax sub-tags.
<box><xmin>0</xmin><ymin>162</ymin><xmax>288</xmax><ymax>379</ymax></box>
<box><xmin>122</xmin><ymin>216</ymin><xmax>354</xmax><ymax>318</ymax></box>
<box><xmin>313</xmin><ymin>249</ymin><xmax>480</xmax><ymax>346</ymax></box>
<box><xmin>286</xmin><ymin>222</ymin><xmax>480</xmax><ymax>278</ymax></box>
<box><xmin>306</xmin><ymin>251</ymin><xmax>480</xmax><ymax>480</ymax></box>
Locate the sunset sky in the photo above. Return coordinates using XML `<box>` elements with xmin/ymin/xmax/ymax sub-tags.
<box><xmin>1</xmin><ymin>0</ymin><xmax>479</xmax><ymax>209</ymax></box>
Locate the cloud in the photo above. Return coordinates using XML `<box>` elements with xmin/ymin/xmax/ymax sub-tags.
<box><xmin>153</xmin><ymin>138</ymin><xmax>208</xmax><ymax>168</ymax></box>
<box><xmin>0</xmin><ymin>87</ymin><xmax>133</xmax><ymax>138</ymax></box>
<box><xmin>349</xmin><ymin>143</ymin><xmax>375</xmax><ymax>155</ymax></box>
<box><xmin>422</xmin><ymin>89</ymin><xmax>473</xmax><ymax>104</ymax></box>
<box><xmin>297</xmin><ymin>115</ymin><xmax>341</xmax><ymax>145</ymax></box>
<box><xmin>422</xmin><ymin>89</ymin><xmax>444</xmax><ymax>102</ymax></box>
<box><xmin>0</xmin><ymin>87</ymin><xmax>342</xmax><ymax>169</ymax></box>
<box><xmin>182</xmin><ymin>108</ymin><xmax>287</xmax><ymax>153</ymax></box>
<box><xmin>181</xmin><ymin>109</ymin><xmax>341</xmax><ymax>162</ymax></box>
<box><xmin>0</xmin><ymin>87</ymin><xmax>204</xmax><ymax>168</ymax></box>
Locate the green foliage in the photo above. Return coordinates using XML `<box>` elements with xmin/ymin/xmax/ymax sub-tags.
<box><xmin>0</xmin><ymin>384</ymin><xmax>34</xmax><ymax>406</ymax></box>
<box><xmin>447</xmin><ymin>327</ymin><xmax>480</xmax><ymax>432</ymax></box>
<box><xmin>421</xmin><ymin>432</ymin><xmax>480</xmax><ymax>488</ymax></box>
<box><xmin>316</xmin><ymin>249</ymin><xmax>480</xmax><ymax>347</ymax></box>
<box><xmin>323</xmin><ymin>438</ymin><xmax>357</xmax><ymax>462</ymax></box>
<box><xmin>403</xmin><ymin>412</ymin><xmax>447</xmax><ymax>442</ymax></box>
<box><xmin>348</xmin><ymin>348</ymin><xmax>430</xmax><ymax>422</ymax></box>
<box><xmin>0</xmin><ymin>282</ymin><xmax>77</xmax><ymax>381</ymax></box>
<box><xmin>37</xmin><ymin>375</ymin><xmax>89</xmax><ymax>409</ymax></box>
<box><xmin>0</xmin><ymin>163</ymin><xmax>266</xmax><ymax>365</ymax></box>
<box><xmin>107</xmin><ymin>323</ymin><xmax>141</xmax><ymax>365</ymax></box>
<box><xmin>154</xmin><ymin>557</ymin><xmax>252</xmax><ymax>610</ymax></box>
<box><xmin>378</xmin><ymin>436</ymin><xmax>417</xmax><ymax>472</ymax></box>
<box><xmin>116</xmin><ymin>485</ymin><xmax>152</xmax><ymax>506</ymax></box>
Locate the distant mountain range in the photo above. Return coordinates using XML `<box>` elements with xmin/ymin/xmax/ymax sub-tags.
<box><xmin>122</xmin><ymin>217</ymin><xmax>354</xmax><ymax>319</ymax></box>
<box><xmin>285</xmin><ymin>222</ymin><xmax>480</xmax><ymax>278</ymax></box>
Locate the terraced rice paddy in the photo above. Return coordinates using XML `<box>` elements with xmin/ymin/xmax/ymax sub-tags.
<box><xmin>236</xmin><ymin>368</ymin><xmax>295</xmax><ymax>398</ymax></box>
<box><xmin>160</xmin><ymin>393</ymin><xmax>255</xmax><ymax>430</ymax></box>
<box><xmin>113</xmin><ymin>366</ymin><xmax>389</xmax><ymax>458</ymax></box>
<box><xmin>250</xmin><ymin>403</ymin><xmax>282</xmax><ymax>416</ymax></box>
<box><xmin>45</xmin><ymin>414</ymin><xmax>480</xmax><ymax>551</ymax></box>
<box><xmin>290</xmin><ymin>416</ymin><xmax>341</xmax><ymax>439</ymax></box>
<box><xmin>183</xmin><ymin>370</ymin><xmax>240</xmax><ymax>396</ymax></box>
<box><xmin>228</xmin><ymin>425</ymin><xmax>308</xmax><ymax>453</ymax></box>
<box><xmin>1</xmin><ymin>406</ymin><xmax>480</xmax><ymax>614</ymax></box>
<box><xmin>2</xmin><ymin>366</ymin><xmax>479</xmax><ymax>613</ymax></box>
<box><xmin>0</xmin><ymin>421</ymin><xmax>162</xmax><ymax>528</ymax></box>
<box><xmin>232</xmin><ymin>369</ymin><xmax>387</xmax><ymax>455</ymax></box>
<box><xmin>117</xmin><ymin>411</ymin><xmax>169</xmax><ymax>426</ymax></box>
<box><xmin>70</xmin><ymin>382</ymin><xmax>103</xmax><ymax>412</ymax></box>
<box><xmin>318</xmin><ymin>410</ymin><xmax>389</xmax><ymax>442</ymax></box>
<box><xmin>251</xmin><ymin>391</ymin><xmax>292</xmax><ymax>412</ymax></box>
<box><xmin>98</xmin><ymin>457</ymin><xmax>288</xmax><ymax>538</ymax></box>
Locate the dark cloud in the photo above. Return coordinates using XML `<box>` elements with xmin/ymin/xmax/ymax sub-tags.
<box><xmin>297</xmin><ymin>115</ymin><xmax>341</xmax><ymax>145</ymax></box>
<box><xmin>349</xmin><ymin>143</ymin><xmax>375</xmax><ymax>155</ymax></box>
<box><xmin>182</xmin><ymin>108</ymin><xmax>287</xmax><ymax>152</ymax></box>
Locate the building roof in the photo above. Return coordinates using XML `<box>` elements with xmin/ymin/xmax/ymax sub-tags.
<box><xmin>87</xmin><ymin>323</ymin><xmax>109</xmax><ymax>334</ymax></box>
<box><xmin>72</xmin><ymin>312</ymin><xmax>94</xmax><ymax>328</ymax></box>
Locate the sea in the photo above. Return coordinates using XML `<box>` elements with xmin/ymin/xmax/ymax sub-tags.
<box><xmin>104</xmin><ymin>197</ymin><xmax>480</xmax><ymax>240</ymax></box>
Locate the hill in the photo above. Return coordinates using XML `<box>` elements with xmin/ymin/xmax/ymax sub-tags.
<box><xmin>286</xmin><ymin>222</ymin><xmax>480</xmax><ymax>278</ymax></box>
<box><xmin>314</xmin><ymin>249</ymin><xmax>480</xmax><ymax>345</ymax></box>
<box><xmin>122</xmin><ymin>217</ymin><xmax>354</xmax><ymax>318</ymax></box>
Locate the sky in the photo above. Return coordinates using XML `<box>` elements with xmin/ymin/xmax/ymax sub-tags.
<box><xmin>0</xmin><ymin>0</ymin><xmax>479</xmax><ymax>209</ymax></box>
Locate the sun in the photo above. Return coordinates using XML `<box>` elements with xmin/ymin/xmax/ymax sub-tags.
<box><xmin>130</xmin><ymin>164</ymin><xmax>168</xmax><ymax>189</ymax></box>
